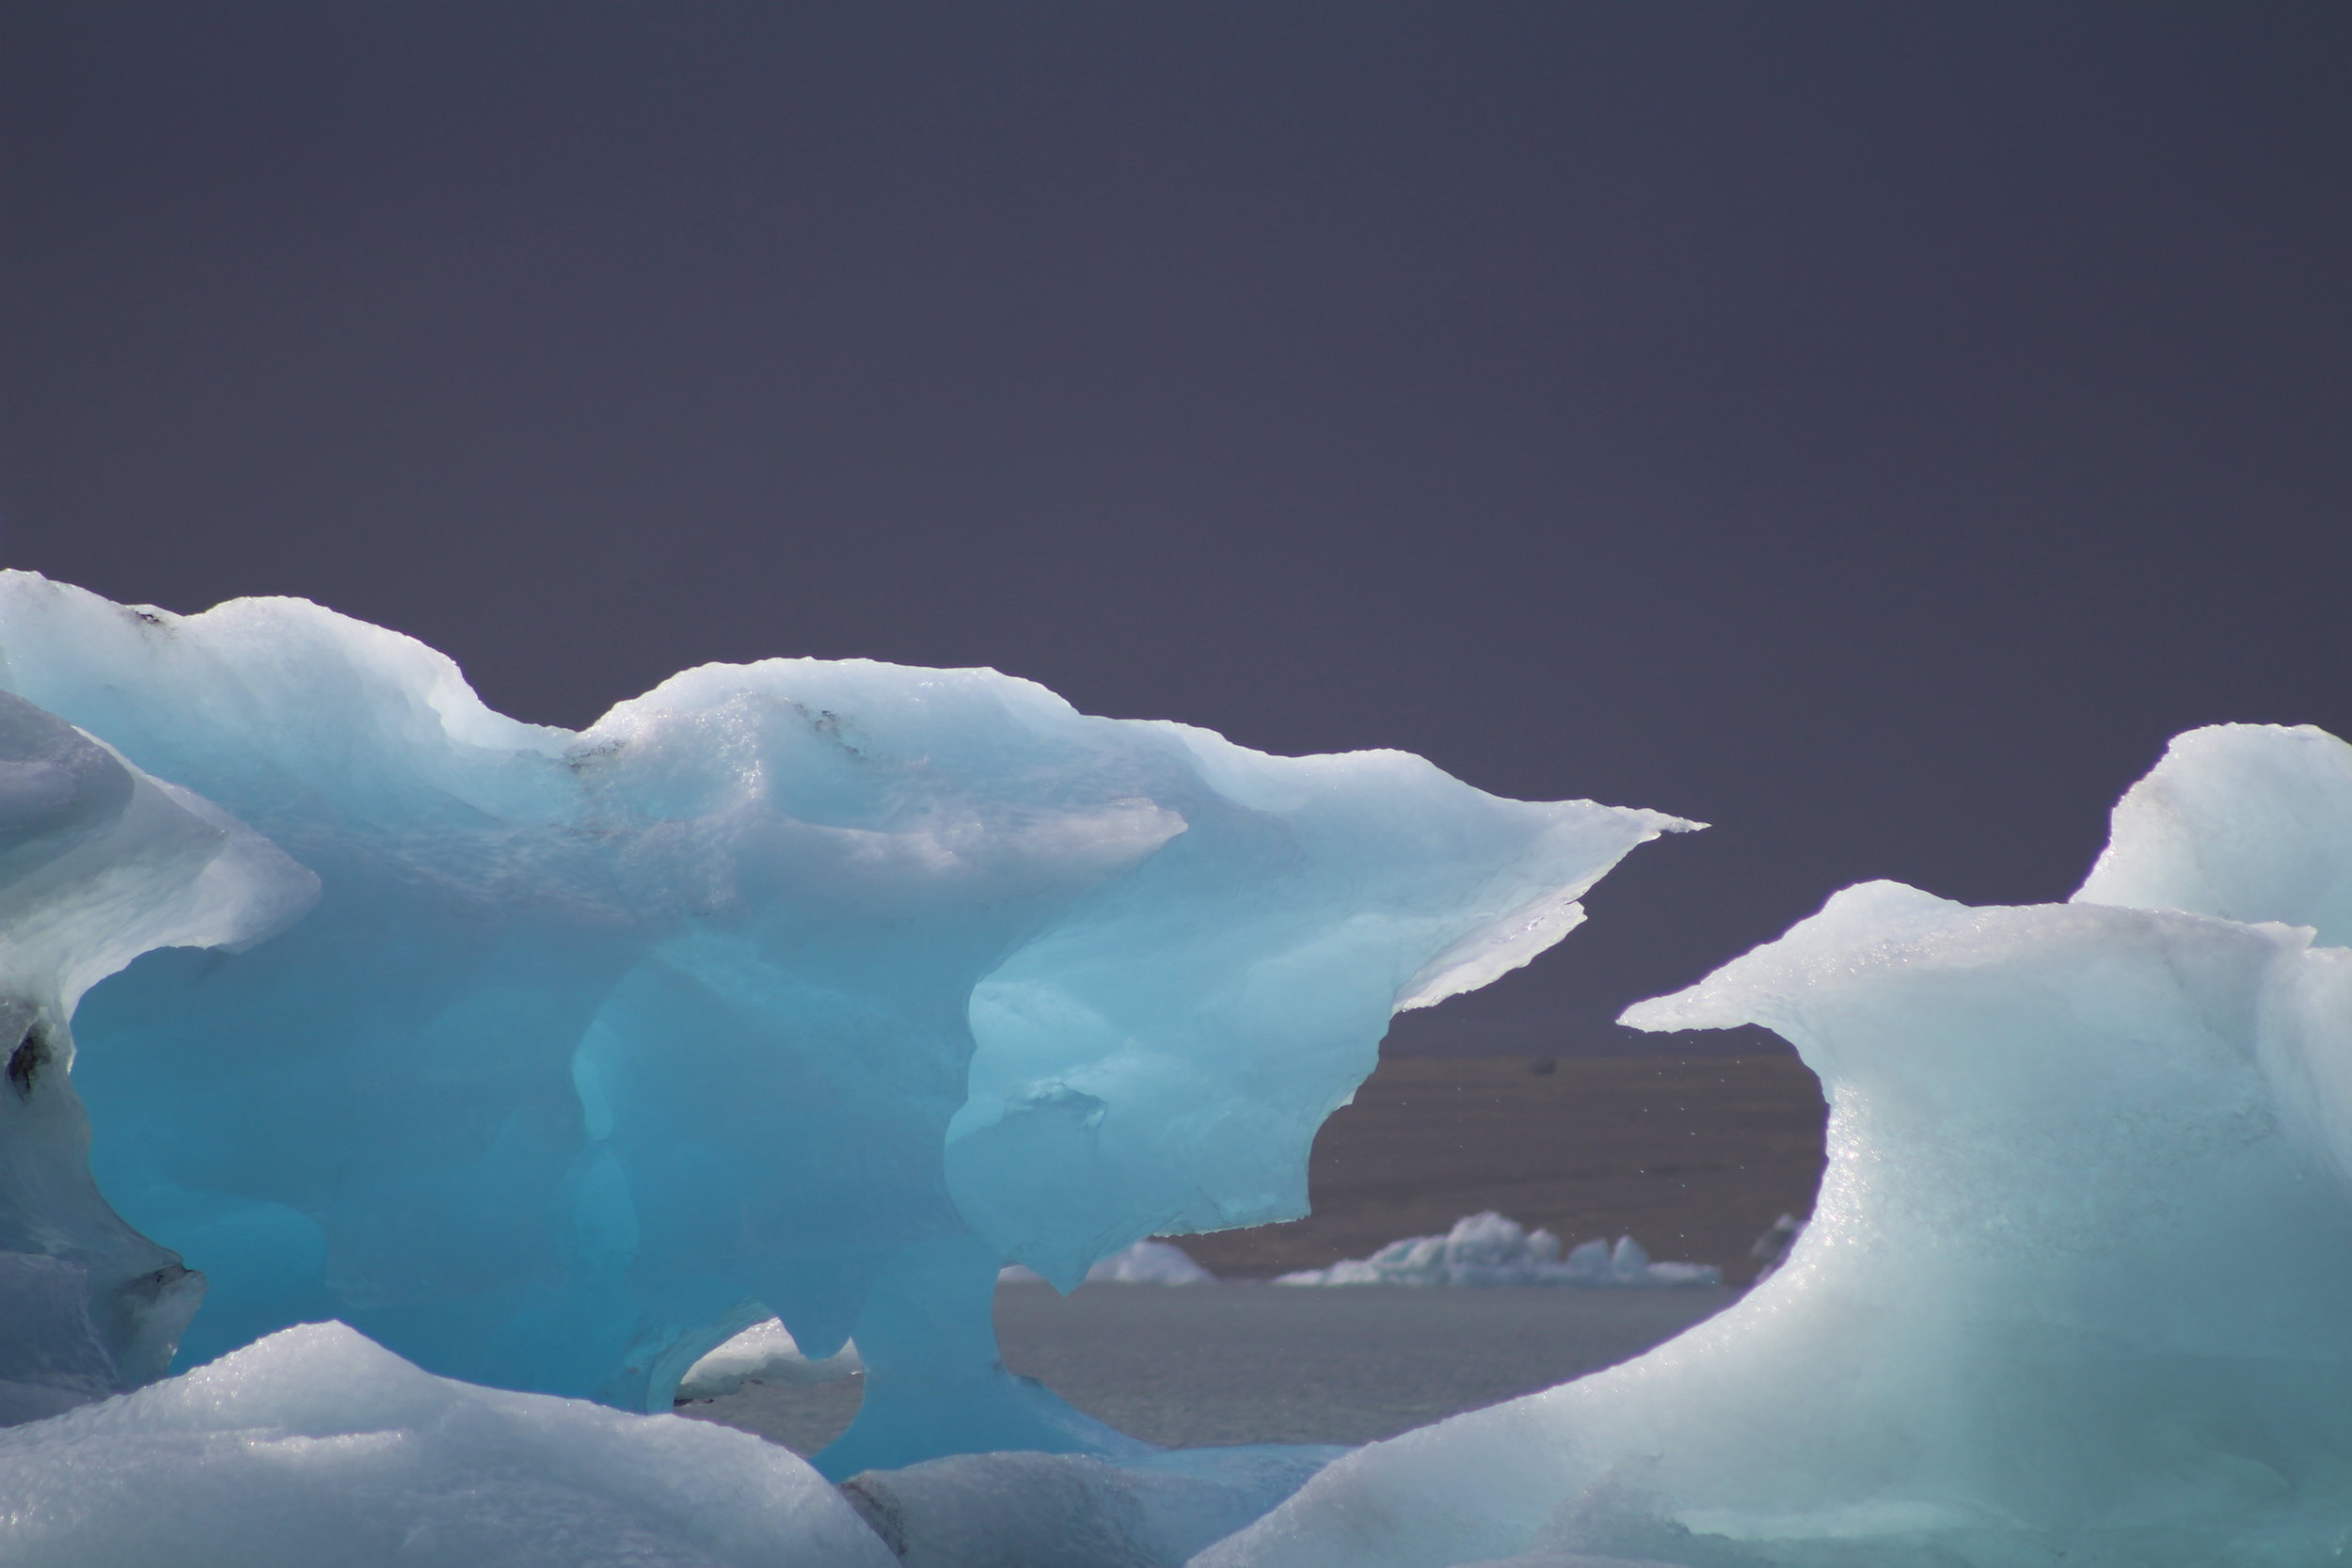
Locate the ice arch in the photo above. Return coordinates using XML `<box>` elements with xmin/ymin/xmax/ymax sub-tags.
<box><xmin>0</xmin><ymin>690</ymin><xmax>314</xmax><ymax>1422</ymax></box>
<box><xmin>1203</xmin><ymin>723</ymin><xmax>2352</xmax><ymax>1568</ymax></box>
<box><xmin>0</xmin><ymin>572</ymin><xmax>1689</xmax><ymax>1473</ymax></box>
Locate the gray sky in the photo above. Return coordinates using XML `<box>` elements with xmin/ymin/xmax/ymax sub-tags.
<box><xmin>5</xmin><ymin>3</ymin><xmax>2348</xmax><ymax>1053</ymax></box>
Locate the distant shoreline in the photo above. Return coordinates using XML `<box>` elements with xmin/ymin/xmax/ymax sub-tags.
<box><xmin>1378</xmin><ymin>1008</ymin><xmax>1793</xmax><ymax>1059</ymax></box>
<box><xmin>1177</xmin><ymin>1053</ymin><xmax>1826</xmax><ymax>1285</ymax></box>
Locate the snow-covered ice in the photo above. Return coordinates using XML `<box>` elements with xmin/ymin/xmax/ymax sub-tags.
<box><xmin>1273</xmin><ymin>1212</ymin><xmax>1719</xmax><ymax>1289</ymax></box>
<box><xmin>1200</xmin><ymin>723</ymin><xmax>2352</xmax><ymax>1568</ymax></box>
<box><xmin>0</xmin><ymin>571</ymin><xmax>1688</xmax><ymax>1474</ymax></box>
<box><xmin>1001</xmin><ymin>1237</ymin><xmax>1216</xmax><ymax>1287</ymax></box>
<box><xmin>0</xmin><ymin>1322</ymin><xmax>896</xmax><ymax>1567</ymax></box>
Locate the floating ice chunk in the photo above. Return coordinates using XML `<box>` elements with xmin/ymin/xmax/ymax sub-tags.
<box><xmin>1203</xmin><ymin>865</ymin><xmax>2352</xmax><ymax>1567</ymax></box>
<box><xmin>0</xmin><ymin>690</ymin><xmax>315</xmax><ymax>1424</ymax></box>
<box><xmin>841</xmin><ymin>1442</ymin><xmax>1346</xmax><ymax>1568</ymax></box>
<box><xmin>1088</xmin><ymin>1239</ymin><xmax>1217</xmax><ymax>1285</ymax></box>
<box><xmin>1272</xmin><ymin>1213</ymin><xmax>1718</xmax><ymax>1289</ymax></box>
<box><xmin>0</xmin><ymin>572</ymin><xmax>1691</xmax><ymax>1475</ymax></box>
<box><xmin>0</xmin><ymin>1321</ymin><xmax>896</xmax><ymax>1567</ymax></box>
<box><xmin>1001</xmin><ymin>1238</ymin><xmax>1216</xmax><ymax>1288</ymax></box>
<box><xmin>676</xmin><ymin>1317</ymin><xmax>864</xmax><ymax>1400</ymax></box>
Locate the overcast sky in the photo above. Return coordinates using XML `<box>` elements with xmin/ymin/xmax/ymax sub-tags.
<box><xmin>5</xmin><ymin>3</ymin><xmax>2347</xmax><ymax>1053</ymax></box>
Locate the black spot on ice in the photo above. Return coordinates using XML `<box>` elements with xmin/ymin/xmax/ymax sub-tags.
<box><xmin>8</xmin><ymin>1024</ymin><xmax>52</xmax><ymax>1097</ymax></box>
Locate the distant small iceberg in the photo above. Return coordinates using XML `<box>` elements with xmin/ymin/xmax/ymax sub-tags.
<box><xmin>676</xmin><ymin>1320</ymin><xmax>864</xmax><ymax>1401</ymax></box>
<box><xmin>1000</xmin><ymin>1238</ymin><xmax>1216</xmax><ymax>1287</ymax></box>
<box><xmin>1273</xmin><ymin>1212</ymin><xmax>1720</xmax><ymax>1288</ymax></box>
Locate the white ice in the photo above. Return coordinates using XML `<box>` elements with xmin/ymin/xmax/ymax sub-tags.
<box><xmin>1272</xmin><ymin>1212</ymin><xmax>1718</xmax><ymax>1289</ymax></box>
<box><xmin>0</xmin><ymin>1321</ymin><xmax>895</xmax><ymax>1568</ymax></box>
<box><xmin>675</xmin><ymin>1317</ymin><xmax>865</xmax><ymax>1400</ymax></box>
<box><xmin>1200</xmin><ymin>724</ymin><xmax>2352</xmax><ymax>1568</ymax></box>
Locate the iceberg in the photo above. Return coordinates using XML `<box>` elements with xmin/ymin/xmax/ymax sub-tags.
<box><xmin>0</xmin><ymin>689</ymin><xmax>314</xmax><ymax>1424</ymax></box>
<box><xmin>1200</xmin><ymin>724</ymin><xmax>2352</xmax><ymax>1568</ymax></box>
<box><xmin>0</xmin><ymin>571</ymin><xmax>1690</xmax><ymax>1475</ymax></box>
<box><xmin>0</xmin><ymin>1322</ymin><xmax>896</xmax><ymax>1568</ymax></box>
<box><xmin>1001</xmin><ymin>1237</ymin><xmax>1216</xmax><ymax>1287</ymax></box>
<box><xmin>676</xmin><ymin>1317</ymin><xmax>865</xmax><ymax>1401</ymax></box>
<box><xmin>1272</xmin><ymin>1212</ymin><xmax>1719</xmax><ymax>1289</ymax></box>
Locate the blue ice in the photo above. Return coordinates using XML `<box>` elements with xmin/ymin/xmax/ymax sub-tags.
<box><xmin>0</xmin><ymin>571</ymin><xmax>1689</xmax><ymax>1475</ymax></box>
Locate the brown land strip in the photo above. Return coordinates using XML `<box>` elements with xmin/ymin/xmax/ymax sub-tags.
<box><xmin>1176</xmin><ymin>1053</ymin><xmax>1828</xmax><ymax>1284</ymax></box>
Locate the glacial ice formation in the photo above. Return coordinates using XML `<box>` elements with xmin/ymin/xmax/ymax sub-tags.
<box><xmin>0</xmin><ymin>1322</ymin><xmax>896</xmax><ymax>1568</ymax></box>
<box><xmin>1272</xmin><ymin>1212</ymin><xmax>1719</xmax><ymax>1289</ymax></box>
<box><xmin>1202</xmin><ymin>723</ymin><xmax>2352</xmax><ymax>1568</ymax></box>
<box><xmin>0</xmin><ymin>571</ymin><xmax>1689</xmax><ymax>1474</ymax></box>
<box><xmin>0</xmin><ymin>690</ymin><xmax>314</xmax><ymax>1423</ymax></box>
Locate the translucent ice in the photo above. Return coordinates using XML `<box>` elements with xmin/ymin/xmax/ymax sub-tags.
<box><xmin>1272</xmin><ymin>1212</ymin><xmax>1718</xmax><ymax>1289</ymax></box>
<box><xmin>1201</xmin><ymin>725</ymin><xmax>2352</xmax><ymax>1568</ymax></box>
<box><xmin>2077</xmin><ymin>722</ymin><xmax>2352</xmax><ymax>940</ymax></box>
<box><xmin>0</xmin><ymin>690</ymin><xmax>314</xmax><ymax>1423</ymax></box>
<box><xmin>0</xmin><ymin>572</ymin><xmax>1689</xmax><ymax>1473</ymax></box>
<box><xmin>0</xmin><ymin>1322</ymin><xmax>896</xmax><ymax>1568</ymax></box>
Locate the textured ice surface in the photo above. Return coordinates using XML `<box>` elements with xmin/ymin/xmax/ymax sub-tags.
<box><xmin>1273</xmin><ymin>1212</ymin><xmax>1719</xmax><ymax>1289</ymax></box>
<box><xmin>0</xmin><ymin>690</ymin><xmax>314</xmax><ymax>1423</ymax></box>
<box><xmin>842</xmin><ymin>1442</ymin><xmax>1346</xmax><ymax>1568</ymax></box>
<box><xmin>0</xmin><ymin>1321</ymin><xmax>895</xmax><ymax>1568</ymax></box>
<box><xmin>676</xmin><ymin>1317</ymin><xmax>864</xmax><ymax>1400</ymax></box>
<box><xmin>1001</xmin><ymin>1237</ymin><xmax>1216</xmax><ymax>1287</ymax></box>
<box><xmin>1201</xmin><ymin>725</ymin><xmax>2352</xmax><ymax>1568</ymax></box>
<box><xmin>0</xmin><ymin>571</ymin><xmax>1688</xmax><ymax>1474</ymax></box>
<box><xmin>2077</xmin><ymin>722</ymin><xmax>2352</xmax><ymax>939</ymax></box>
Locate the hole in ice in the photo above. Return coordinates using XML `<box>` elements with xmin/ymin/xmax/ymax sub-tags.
<box><xmin>7</xmin><ymin>1024</ymin><xmax>50</xmax><ymax>1097</ymax></box>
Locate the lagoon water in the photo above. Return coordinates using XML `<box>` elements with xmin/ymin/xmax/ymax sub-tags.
<box><xmin>681</xmin><ymin>1279</ymin><xmax>1740</xmax><ymax>1455</ymax></box>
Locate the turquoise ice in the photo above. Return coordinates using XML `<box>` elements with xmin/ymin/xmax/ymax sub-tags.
<box><xmin>0</xmin><ymin>572</ymin><xmax>1688</xmax><ymax>1474</ymax></box>
<box><xmin>0</xmin><ymin>689</ymin><xmax>314</xmax><ymax>1422</ymax></box>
